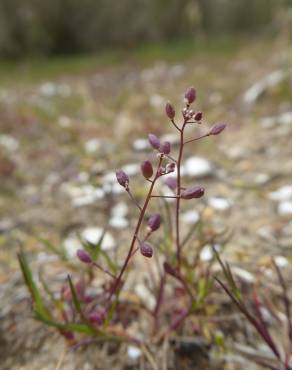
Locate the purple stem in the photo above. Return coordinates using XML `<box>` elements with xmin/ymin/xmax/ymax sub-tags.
<box><xmin>106</xmin><ymin>156</ymin><xmax>163</xmax><ymax>306</ymax></box>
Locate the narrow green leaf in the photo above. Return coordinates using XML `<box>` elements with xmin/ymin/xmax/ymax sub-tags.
<box><xmin>18</xmin><ymin>252</ymin><xmax>51</xmax><ymax>319</ymax></box>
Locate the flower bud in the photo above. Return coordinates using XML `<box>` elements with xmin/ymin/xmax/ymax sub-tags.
<box><xmin>159</xmin><ymin>141</ymin><xmax>171</xmax><ymax>155</ymax></box>
<box><xmin>209</xmin><ymin>123</ymin><xmax>226</xmax><ymax>136</ymax></box>
<box><xmin>116</xmin><ymin>170</ymin><xmax>129</xmax><ymax>188</ymax></box>
<box><xmin>184</xmin><ymin>87</ymin><xmax>196</xmax><ymax>104</ymax></box>
<box><xmin>165</xmin><ymin>176</ymin><xmax>177</xmax><ymax>191</ymax></box>
<box><xmin>181</xmin><ymin>186</ymin><xmax>204</xmax><ymax>200</ymax></box>
<box><xmin>165</xmin><ymin>102</ymin><xmax>175</xmax><ymax>119</ymax></box>
<box><xmin>140</xmin><ymin>242</ymin><xmax>153</xmax><ymax>258</ymax></box>
<box><xmin>148</xmin><ymin>134</ymin><xmax>160</xmax><ymax>150</ymax></box>
<box><xmin>166</xmin><ymin>162</ymin><xmax>175</xmax><ymax>173</ymax></box>
<box><xmin>77</xmin><ymin>249</ymin><xmax>92</xmax><ymax>264</ymax></box>
<box><xmin>141</xmin><ymin>160</ymin><xmax>153</xmax><ymax>179</ymax></box>
<box><xmin>194</xmin><ymin>111</ymin><xmax>203</xmax><ymax>121</ymax></box>
<box><xmin>147</xmin><ymin>214</ymin><xmax>161</xmax><ymax>232</ymax></box>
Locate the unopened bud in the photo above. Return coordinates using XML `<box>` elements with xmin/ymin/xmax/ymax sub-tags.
<box><xmin>184</xmin><ymin>87</ymin><xmax>196</xmax><ymax>104</ymax></box>
<box><xmin>166</xmin><ymin>162</ymin><xmax>175</xmax><ymax>173</ymax></box>
<box><xmin>116</xmin><ymin>170</ymin><xmax>129</xmax><ymax>188</ymax></box>
<box><xmin>181</xmin><ymin>186</ymin><xmax>204</xmax><ymax>200</ymax></box>
<box><xmin>165</xmin><ymin>102</ymin><xmax>175</xmax><ymax>119</ymax></box>
<box><xmin>77</xmin><ymin>249</ymin><xmax>92</xmax><ymax>264</ymax></box>
<box><xmin>140</xmin><ymin>242</ymin><xmax>153</xmax><ymax>258</ymax></box>
<box><xmin>159</xmin><ymin>141</ymin><xmax>171</xmax><ymax>155</ymax></box>
<box><xmin>148</xmin><ymin>134</ymin><xmax>160</xmax><ymax>150</ymax></box>
<box><xmin>141</xmin><ymin>160</ymin><xmax>153</xmax><ymax>179</ymax></box>
<box><xmin>147</xmin><ymin>214</ymin><xmax>161</xmax><ymax>232</ymax></box>
<box><xmin>194</xmin><ymin>111</ymin><xmax>203</xmax><ymax>121</ymax></box>
<box><xmin>209</xmin><ymin>123</ymin><xmax>226</xmax><ymax>136</ymax></box>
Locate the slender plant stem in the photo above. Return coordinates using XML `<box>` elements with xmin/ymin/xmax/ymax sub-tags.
<box><xmin>176</xmin><ymin>120</ymin><xmax>187</xmax><ymax>270</ymax></box>
<box><xmin>184</xmin><ymin>133</ymin><xmax>209</xmax><ymax>145</ymax></box>
<box><xmin>107</xmin><ymin>156</ymin><xmax>163</xmax><ymax>305</ymax></box>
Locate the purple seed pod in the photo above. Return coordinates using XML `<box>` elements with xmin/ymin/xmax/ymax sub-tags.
<box><xmin>141</xmin><ymin>160</ymin><xmax>153</xmax><ymax>179</ymax></box>
<box><xmin>159</xmin><ymin>141</ymin><xmax>171</xmax><ymax>155</ymax></box>
<box><xmin>209</xmin><ymin>123</ymin><xmax>226</xmax><ymax>136</ymax></box>
<box><xmin>166</xmin><ymin>162</ymin><xmax>175</xmax><ymax>173</ymax></box>
<box><xmin>147</xmin><ymin>214</ymin><xmax>161</xmax><ymax>232</ymax></box>
<box><xmin>165</xmin><ymin>176</ymin><xmax>177</xmax><ymax>191</ymax></box>
<box><xmin>163</xmin><ymin>261</ymin><xmax>177</xmax><ymax>277</ymax></box>
<box><xmin>148</xmin><ymin>133</ymin><xmax>160</xmax><ymax>150</ymax></box>
<box><xmin>181</xmin><ymin>186</ymin><xmax>205</xmax><ymax>200</ymax></box>
<box><xmin>194</xmin><ymin>111</ymin><xmax>203</xmax><ymax>121</ymax></box>
<box><xmin>140</xmin><ymin>242</ymin><xmax>153</xmax><ymax>258</ymax></box>
<box><xmin>184</xmin><ymin>87</ymin><xmax>196</xmax><ymax>104</ymax></box>
<box><xmin>77</xmin><ymin>249</ymin><xmax>92</xmax><ymax>264</ymax></box>
<box><xmin>116</xmin><ymin>169</ymin><xmax>129</xmax><ymax>188</ymax></box>
<box><xmin>165</xmin><ymin>102</ymin><xmax>175</xmax><ymax>120</ymax></box>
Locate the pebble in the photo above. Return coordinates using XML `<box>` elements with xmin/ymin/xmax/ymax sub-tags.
<box><xmin>278</xmin><ymin>201</ymin><xmax>292</xmax><ymax>216</ymax></box>
<box><xmin>208</xmin><ymin>197</ymin><xmax>231</xmax><ymax>211</ymax></box>
<box><xmin>182</xmin><ymin>156</ymin><xmax>213</xmax><ymax>178</ymax></box>
<box><xmin>269</xmin><ymin>186</ymin><xmax>292</xmax><ymax>201</ymax></box>
<box><xmin>0</xmin><ymin>134</ymin><xmax>19</xmax><ymax>152</ymax></box>
<box><xmin>133</xmin><ymin>138</ymin><xmax>149</xmax><ymax>151</ymax></box>
<box><xmin>62</xmin><ymin>184</ymin><xmax>105</xmax><ymax>207</ymax></box>
<box><xmin>127</xmin><ymin>346</ymin><xmax>142</xmax><ymax>360</ymax></box>
<box><xmin>274</xmin><ymin>256</ymin><xmax>289</xmax><ymax>267</ymax></box>
<box><xmin>81</xmin><ymin>227</ymin><xmax>115</xmax><ymax>250</ymax></box>
<box><xmin>109</xmin><ymin>202</ymin><xmax>129</xmax><ymax>229</ymax></box>
<box><xmin>232</xmin><ymin>267</ymin><xmax>255</xmax><ymax>284</ymax></box>
<box><xmin>181</xmin><ymin>210</ymin><xmax>200</xmax><ymax>224</ymax></box>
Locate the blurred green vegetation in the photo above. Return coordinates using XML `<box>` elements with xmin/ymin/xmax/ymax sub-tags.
<box><xmin>0</xmin><ymin>0</ymin><xmax>289</xmax><ymax>59</ymax></box>
<box><xmin>0</xmin><ymin>36</ymin><xmax>241</xmax><ymax>85</ymax></box>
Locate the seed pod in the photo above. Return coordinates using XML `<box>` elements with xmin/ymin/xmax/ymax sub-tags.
<box><xmin>181</xmin><ymin>186</ymin><xmax>204</xmax><ymax>200</ymax></box>
<box><xmin>165</xmin><ymin>176</ymin><xmax>177</xmax><ymax>191</ymax></box>
<box><xmin>166</xmin><ymin>162</ymin><xmax>175</xmax><ymax>173</ymax></box>
<box><xmin>159</xmin><ymin>141</ymin><xmax>171</xmax><ymax>155</ymax></box>
<box><xmin>209</xmin><ymin>123</ymin><xmax>226</xmax><ymax>136</ymax></box>
<box><xmin>147</xmin><ymin>214</ymin><xmax>161</xmax><ymax>232</ymax></box>
<box><xmin>140</xmin><ymin>242</ymin><xmax>153</xmax><ymax>258</ymax></box>
<box><xmin>184</xmin><ymin>87</ymin><xmax>196</xmax><ymax>104</ymax></box>
<box><xmin>194</xmin><ymin>111</ymin><xmax>203</xmax><ymax>121</ymax></box>
<box><xmin>116</xmin><ymin>170</ymin><xmax>129</xmax><ymax>188</ymax></box>
<box><xmin>165</xmin><ymin>102</ymin><xmax>175</xmax><ymax>119</ymax></box>
<box><xmin>141</xmin><ymin>160</ymin><xmax>153</xmax><ymax>179</ymax></box>
<box><xmin>77</xmin><ymin>249</ymin><xmax>92</xmax><ymax>264</ymax></box>
<box><xmin>148</xmin><ymin>134</ymin><xmax>160</xmax><ymax>149</ymax></box>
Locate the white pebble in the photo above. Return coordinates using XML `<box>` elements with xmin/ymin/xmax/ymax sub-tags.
<box><xmin>183</xmin><ymin>156</ymin><xmax>213</xmax><ymax>178</ymax></box>
<box><xmin>278</xmin><ymin>201</ymin><xmax>292</xmax><ymax>216</ymax></box>
<box><xmin>208</xmin><ymin>197</ymin><xmax>231</xmax><ymax>211</ymax></box>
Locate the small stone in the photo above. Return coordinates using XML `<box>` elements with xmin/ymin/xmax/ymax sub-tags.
<box><xmin>269</xmin><ymin>186</ymin><xmax>292</xmax><ymax>201</ymax></box>
<box><xmin>278</xmin><ymin>201</ymin><xmax>292</xmax><ymax>216</ymax></box>
<box><xmin>274</xmin><ymin>256</ymin><xmax>289</xmax><ymax>267</ymax></box>
<box><xmin>81</xmin><ymin>227</ymin><xmax>115</xmax><ymax>250</ymax></box>
<box><xmin>208</xmin><ymin>197</ymin><xmax>231</xmax><ymax>211</ymax></box>
<box><xmin>183</xmin><ymin>156</ymin><xmax>213</xmax><ymax>178</ymax></box>
<box><xmin>181</xmin><ymin>210</ymin><xmax>200</xmax><ymax>224</ymax></box>
<box><xmin>109</xmin><ymin>217</ymin><xmax>128</xmax><ymax>229</ymax></box>
<box><xmin>128</xmin><ymin>346</ymin><xmax>142</xmax><ymax>360</ymax></box>
<box><xmin>133</xmin><ymin>138</ymin><xmax>149</xmax><ymax>151</ymax></box>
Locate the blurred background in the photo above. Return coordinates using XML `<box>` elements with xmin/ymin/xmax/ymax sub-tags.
<box><xmin>0</xmin><ymin>0</ymin><xmax>290</xmax><ymax>57</ymax></box>
<box><xmin>1</xmin><ymin>1</ymin><xmax>292</xmax><ymax>369</ymax></box>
